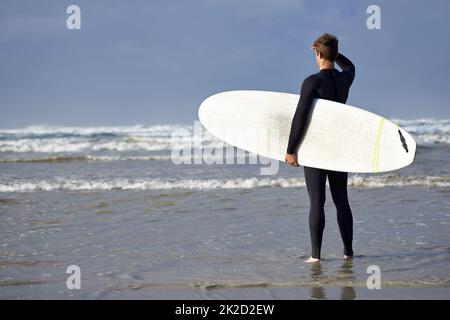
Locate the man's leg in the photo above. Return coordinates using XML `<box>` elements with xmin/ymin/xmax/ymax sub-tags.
<box><xmin>328</xmin><ymin>170</ymin><xmax>353</xmax><ymax>257</ymax></box>
<box><xmin>304</xmin><ymin>166</ymin><xmax>327</xmax><ymax>260</ymax></box>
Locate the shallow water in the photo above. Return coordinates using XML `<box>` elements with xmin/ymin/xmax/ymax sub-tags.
<box><xmin>1</xmin><ymin>186</ymin><xmax>449</xmax><ymax>299</ymax></box>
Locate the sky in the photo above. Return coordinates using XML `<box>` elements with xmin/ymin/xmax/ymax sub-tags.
<box><xmin>1</xmin><ymin>0</ymin><xmax>450</xmax><ymax>128</ymax></box>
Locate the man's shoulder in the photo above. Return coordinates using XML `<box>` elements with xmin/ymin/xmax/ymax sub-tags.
<box><xmin>304</xmin><ymin>72</ymin><xmax>322</xmax><ymax>81</ymax></box>
<box><xmin>301</xmin><ymin>73</ymin><xmax>321</xmax><ymax>88</ymax></box>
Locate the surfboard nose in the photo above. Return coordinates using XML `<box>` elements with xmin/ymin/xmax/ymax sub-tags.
<box><xmin>198</xmin><ymin>93</ymin><xmax>217</xmax><ymax>121</ymax></box>
<box><xmin>198</xmin><ymin>95</ymin><xmax>213</xmax><ymax>124</ymax></box>
<box><xmin>198</xmin><ymin>91</ymin><xmax>230</xmax><ymax>125</ymax></box>
<box><xmin>198</xmin><ymin>100</ymin><xmax>206</xmax><ymax>123</ymax></box>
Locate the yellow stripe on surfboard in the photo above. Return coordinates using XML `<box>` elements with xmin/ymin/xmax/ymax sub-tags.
<box><xmin>372</xmin><ymin>117</ymin><xmax>385</xmax><ymax>173</ymax></box>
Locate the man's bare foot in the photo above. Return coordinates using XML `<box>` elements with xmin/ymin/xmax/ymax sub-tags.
<box><xmin>344</xmin><ymin>255</ymin><xmax>353</xmax><ymax>260</ymax></box>
<box><xmin>305</xmin><ymin>256</ymin><xmax>320</xmax><ymax>263</ymax></box>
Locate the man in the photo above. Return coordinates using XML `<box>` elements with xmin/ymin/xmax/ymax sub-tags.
<box><xmin>285</xmin><ymin>33</ymin><xmax>355</xmax><ymax>263</ymax></box>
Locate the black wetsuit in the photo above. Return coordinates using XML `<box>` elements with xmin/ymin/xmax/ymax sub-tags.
<box><xmin>287</xmin><ymin>53</ymin><xmax>355</xmax><ymax>259</ymax></box>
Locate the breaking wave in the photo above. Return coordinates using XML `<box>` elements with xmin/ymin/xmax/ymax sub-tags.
<box><xmin>0</xmin><ymin>119</ymin><xmax>448</xmax><ymax>156</ymax></box>
<box><xmin>0</xmin><ymin>175</ymin><xmax>449</xmax><ymax>192</ymax></box>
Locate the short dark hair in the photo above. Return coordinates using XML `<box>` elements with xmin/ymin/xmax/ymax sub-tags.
<box><xmin>313</xmin><ymin>33</ymin><xmax>338</xmax><ymax>62</ymax></box>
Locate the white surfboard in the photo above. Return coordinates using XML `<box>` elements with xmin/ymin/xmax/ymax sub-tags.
<box><xmin>198</xmin><ymin>90</ymin><xmax>416</xmax><ymax>173</ymax></box>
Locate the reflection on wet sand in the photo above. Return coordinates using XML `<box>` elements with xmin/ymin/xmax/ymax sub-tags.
<box><xmin>309</xmin><ymin>260</ymin><xmax>356</xmax><ymax>300</ymax></box>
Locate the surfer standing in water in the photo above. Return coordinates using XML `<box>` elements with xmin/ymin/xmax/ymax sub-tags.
<box><xmin>285</xmin><ymin>33</ymin><xmax>356</xmax><ymax>263</ymax></box>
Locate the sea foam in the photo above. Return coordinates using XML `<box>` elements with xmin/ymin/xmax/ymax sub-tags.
<box><xmin>0</xmin><ymin>175</ymin><xmax>449</xmax><ymax>192</ymax></box>
<box><xmin>0</xmin><ymin>119</ymin><xmax>448</xmax><ymax>155</ymax></box>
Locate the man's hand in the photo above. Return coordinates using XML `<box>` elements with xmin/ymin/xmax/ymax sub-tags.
<box><xmin>285</xmin><ymin>153</ymin><xmax>299</xmax><ymax>167</ymax></box>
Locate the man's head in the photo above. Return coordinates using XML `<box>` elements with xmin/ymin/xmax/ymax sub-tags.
<box><xmin>312</xmin><ymin>33</ymin><xmax>338</xmax><ymax>69</ymax></box>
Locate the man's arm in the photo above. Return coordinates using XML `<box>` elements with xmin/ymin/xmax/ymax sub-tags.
<box><xmin>286</xmin><ymin>75</ymin><xmax>319</xmax><ymax>155</ymax></box>
<box><xmin>335</xmin><ymin>53</ymin><xmax>355</xmax><ymax>85</ymax></box>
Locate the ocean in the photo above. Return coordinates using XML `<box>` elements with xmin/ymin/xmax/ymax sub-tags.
<box><xmin>0</xmin><ymin>118</ymin><xmax>449</xmax><ymax>299</ymax></box>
